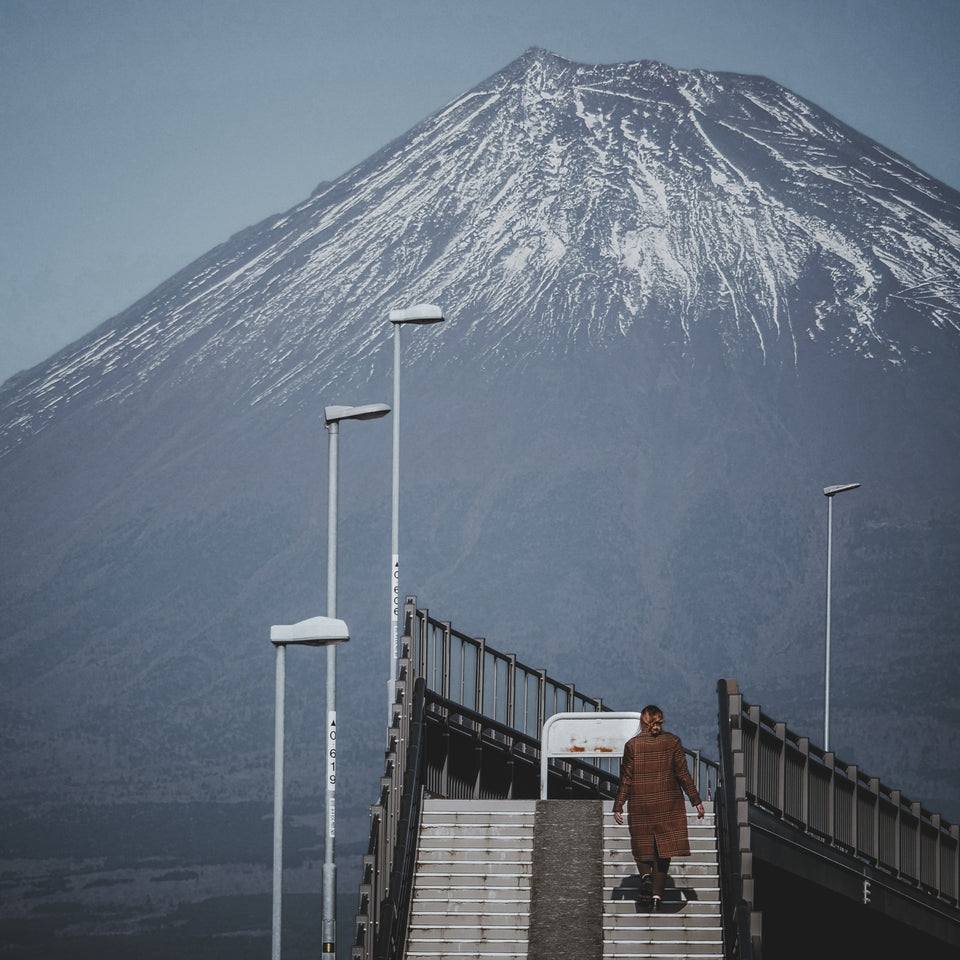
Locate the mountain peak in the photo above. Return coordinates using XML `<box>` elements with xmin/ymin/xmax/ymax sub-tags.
<box><xmin>2</xmin><ymin>53</ymin><xmax>959</xmax><ymax>456</ymax></box>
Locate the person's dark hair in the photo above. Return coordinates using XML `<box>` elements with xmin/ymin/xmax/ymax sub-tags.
<box><xmin>641</xmin><ymin>704</ymin><xmax>663</xmax><ymax>719</ymax></box>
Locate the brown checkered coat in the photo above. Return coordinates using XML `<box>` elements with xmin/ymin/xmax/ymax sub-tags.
<box><xmin>612</xmin><ymin>730</ymin><xmax>702</xmax><ymax>859</ymax></box>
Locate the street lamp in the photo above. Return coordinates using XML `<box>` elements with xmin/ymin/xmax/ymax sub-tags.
<box><xmin>320</xmin><ymin>401</ymin><xmax>390</xmax><ymax>957</ymax></box>
<box><xmin>388</xmin><ymin>304</ymin><xmax>444</xmax><ymax>726</ymax></box>
<box><xmin>823</xmin><ymin>482</ymin><xmax>860</xmax><ymax>753</ymax></box>
<box><xmin>270</xmin><ymin>616</ymin><xmax>350</xmax><ymax>960</ymax></box>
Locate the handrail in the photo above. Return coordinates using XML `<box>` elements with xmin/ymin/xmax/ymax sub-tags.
<box><xmin>409</xmin><ymin>599</ymin><xmax>608</xmax><ymax>734</ymax></box>
<box><xmin>423</xmin><ymin>688</ymin><xmax>626</xmax><ymax>798</ymax></box>
<box><xmin>373</xmin><ymin>677</ymin><xmax>427</xmax><ymax>960</ymax></box>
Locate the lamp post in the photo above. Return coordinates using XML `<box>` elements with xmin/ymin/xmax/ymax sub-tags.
<box><xmin>388</xmin><ymin>304</ymin><xmax>444</xmax><ymax>726</ymax></box>
<box><xmin>823</xmin><ymin>482</ymin><xmax>860</xmax><ymax>753</ymax></box>
<box><xmin>320</xmin><ymin>402</ymin><xmax>390</xmax><ymax>957</ymax></box>
<box><xmin>270</xmin><ymin>616</ymin><xmax>350</xmax><ymax>960</ymax></box>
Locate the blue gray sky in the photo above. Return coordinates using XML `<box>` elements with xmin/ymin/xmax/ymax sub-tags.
<box><xmin>2</xmin><ymin>0</ymin><xmax>959</xmax><ymax>384</ymax></box>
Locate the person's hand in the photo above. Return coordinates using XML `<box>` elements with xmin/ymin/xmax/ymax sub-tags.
<box><xmin>696</xmin><ymin>802</ymin><xmax>705</xmax><ymax>819</ymax></box>
<box><xmin>613</xmin><ymin>809</ymin><xmax>624</xmax><ymax>825</ymax></box>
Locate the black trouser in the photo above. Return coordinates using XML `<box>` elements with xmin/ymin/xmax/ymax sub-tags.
<box><xmin>637</xmin><ymin>841</ymin><xmax>671</xmax><ymax>898</ymax></box>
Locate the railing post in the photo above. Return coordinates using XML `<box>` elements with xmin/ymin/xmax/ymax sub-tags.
<box><xmin>867</xmin><ymin>777</ymin><xmax>880</xmax><ymax>864</ymax></box>
<box><xmin>747</xmin><ymin>704</ymin><xmax>760</xmax><ymax>799</ymax></box>
<box><xmin>506</xmin><ymin>654</ymin><xmax>517</xmax><ymax>740</ymax></box>
<box><xmin>824</xmin><ymin>751</ymin><xmax>836</xmax><ymax>844</ymax></box>
<box><xmin>931</xmin><ymin>813</ymin><xmax>942</xmax><ymax>894</ymax></box>
<box><xmin>403</xmin><ymin>596</ymin><xmax>417</xmax><ymax>677</ymax></box>
<box><xmin>951</xmin><ymin>823</ymin><xmax>959</xmax><ymax>903</ymax></box>
<box><xmin>911</xmin><ymin>801</ymin><xmax>923</xmax><ymax>882</ymax></box>
<box><xmin>440</xmin><ymin>621</ymin><xmax>452</xmax><ymax>702</ymax></box>
<box><xmin>537</xmin><ymin>669</ymin><xmax>547</xmax><ymax>736</ymax></box>
<box><xmin>774</xmin><ymin>722</ymin><xmax>786</xmax><ymax>814</ymax></box>
<box><xmin>848</xmin><ymin>765</ymin><xmax>858</xmax><ymax>852</ymax></box>
<box><xmin>891</xmin><ymin>790</ymin><xmax>902</xmax><ymax>876</ymax></box>
<box><xmin>475</xmin><ymin>637</ymin><xmax>486</xmax><ymax>716</ymax></box>
<box><xmin>408</xmin><ymin>597</ymin><xmax>425</xmax><ymax>681</ymax></box>
<box><xmin>796</xmin><ymin>737</ymin><xmax>810</xmax><ymax>827</ymax></box>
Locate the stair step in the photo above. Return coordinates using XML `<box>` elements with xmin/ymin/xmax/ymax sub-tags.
<box><xmin>407</xmin><ymin>947</ymin><xmax>528</xmax><ymax>959</ymax></box>
<box><xmin>604</xmin><ymin>917</ymin><xmax>723</xmax><ymax>936</ymax></box>
<box><xmin>414</xmin><ymin>878</ymin><xmax>532</xmax><ymax>891</ymax></box>
<box><xmin>605</xmin><ymin>917</ymin><xmax>722</xmax><ymax>930</ymax></box>
<box><xmin>421</xmin><ymin>833</ymin><xmax>535</xmax><ymax>845</ymax></box>
<box><xmin>416</xmin><ymin>859</ymin><xmax>533</xmax><ymax>873</ymax></box>
<box><xmin>407</xmin><ymin>798</ymin><xmax>724</xmax><ymax>959</ymax></box>
<box><xmin>419</xmin><ymin>846</ymin><xmax>534</xmax><ymax>859</ymax></box>
<box><xmin>606</xmin><ymin>903</ymin><xmax>721</xmax><ymax>918</ymax></box>
<box><xmin>409</xmin><ymin>926</ymin><xmax>529</xmax><ymax>939</ymax></box>
<box><xmin>411</xmin><ymin>912</ymin><xmax>530</xmax><ymax>926</ymax></box>
<box><xmin>413</xmin><ymin>888</ymin><xmax>531</xmax><ymax>902</ymax></box>
<box><xmin>604</xmin><ymin>950</ymin><xmax>724</xmax><ymax>959</ymax></box>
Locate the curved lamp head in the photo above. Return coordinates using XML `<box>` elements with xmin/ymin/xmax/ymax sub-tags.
<box><xmin>824</xmin><ymin>483</ymin><xmax>861</xmax><ymax>497</ymax></box>
<box><xmin>270</xmin><ymin>616</ymin><xmax>350</xmax><ymax>646</ymax></box>
<box><xmin>324</xmin><ymin>402</ymin><xmax>390</xmax><ymax>425</ymax></box>
<box><xmin>389</xmin><ymin>303</ymin><xmax>445</xmax><ymax>325</ymax></box>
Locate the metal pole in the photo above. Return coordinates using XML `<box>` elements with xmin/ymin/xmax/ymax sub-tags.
<box><xmin>323</xmin><ymin>422</ymin><xmax>339</xmax><ymax>956</ymax></box>
<box><xmin>271</xmin><ymin>642</ymin><xmax>286</xmax><ymax>960</ymax></box>
<box><xmin>390</xmin><ymin>322</ymin><xmax>401</xmax><ymax>727</ymax></box>
<box><xmin>823</xmin><ymin>482</ymin><xmax>859</xmax><ymax>753</ymax></box>
<box><xmin>824</xmin><ymin>493</ymin><xmax>833</xmax><ymax>753</ymax></box>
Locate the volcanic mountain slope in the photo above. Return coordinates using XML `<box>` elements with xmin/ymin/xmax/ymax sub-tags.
<box><xmin>4</xmin><ymin>50</ymin><xmax>959</xmax><ymax>450</ymax></box>
<box><xmin>1</xmin><ymin>45</ymin><xmax>959</xmax><ymax>841</ymax></box>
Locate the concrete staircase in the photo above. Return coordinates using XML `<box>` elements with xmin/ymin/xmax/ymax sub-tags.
<box><xmin>404</xmin><ymin>798</ymin><xmax>723</xmax><ymax>959</ymax></box>
<box><xmin>603</xmin><ymin>802</ymin><xmax>723</xmax><ymax>958</ymax></box>
<box><xmin>406</xmin><ymin>799</ymin><xmax>536</xmax><ymax>959</ymax></box>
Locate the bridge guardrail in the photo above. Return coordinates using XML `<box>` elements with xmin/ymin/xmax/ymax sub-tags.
<box><xmin>719</xmin><ymin>678</ymin><xmax>959</xmax><ymax>911</ymax></box>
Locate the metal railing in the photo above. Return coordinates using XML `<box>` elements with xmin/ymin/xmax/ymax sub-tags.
<box><xmin>411</xmin><ymin>604</ymin><xmax>606</xmax><ymax>731</ymax></box>
<box><xmin>716</xmin><ymin>678</ymin><xmax>960</xmax><ymax>958</ymax></box>
<box><xmin>408</xmin><ymin>600</ymin><xmax>717</xmax><ymax>798</ymax></box>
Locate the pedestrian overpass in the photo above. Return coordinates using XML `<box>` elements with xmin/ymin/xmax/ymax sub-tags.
<box><xmin>350</xmin><ymin>597</ymin><xmax>960</xmax><ymax>959</ymax></box>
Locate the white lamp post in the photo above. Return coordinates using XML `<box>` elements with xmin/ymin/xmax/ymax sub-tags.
<box><xmin>823</xmin><ymin>482</ymin><xmax>860</xmax><ymax>753</ymax></box>
<box><xmin>320</xmin><ymin>401</ymin><xmax>390</xmax><ymax>956</ymax></box>
<box><xmin>270</xmin><ymin>616</ymin><xmax>350</xmax><ymax>960</ymax></box>
<box><xmin>387</xmin><ymin>304</ymin><xmax>444</xmax><ymax>726</ymax></box>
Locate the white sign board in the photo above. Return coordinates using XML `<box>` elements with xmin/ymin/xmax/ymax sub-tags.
<box><xmin>540</xmin><ymin>711</ymin><xmax>644</xmax><ymax>799</ymax></box>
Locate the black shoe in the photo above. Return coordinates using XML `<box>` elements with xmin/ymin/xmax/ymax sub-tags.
<box><xmin>651</xmin><ymin>896</ymin><xmax>661</xmax><ymax>913</ymax></box>
<box><xmin>640</xmin><ymin>874</ymin><xmax>653</xmax><ymax>895</ymax></box>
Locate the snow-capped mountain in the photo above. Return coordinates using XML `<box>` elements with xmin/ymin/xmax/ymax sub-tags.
<box><xmin>4</xmin><ymin>50</ymin><xmax>958</xmax><ymax>455</ymax></box>
<box><xmin>1</xmin><ymin>49</ymin><xmax>958</xmax><ymax>955</ymax></box>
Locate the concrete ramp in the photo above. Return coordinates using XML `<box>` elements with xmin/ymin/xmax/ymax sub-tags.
<box><xmin>528</xmin><ymin>799</ymin><xmax>603</xmax><ymax>960</ymax></box>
